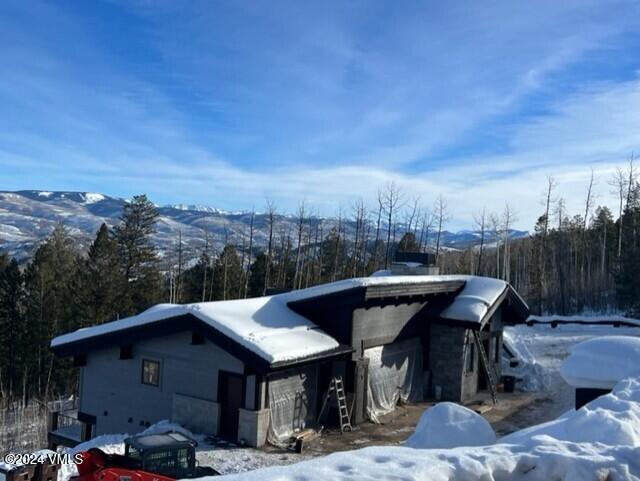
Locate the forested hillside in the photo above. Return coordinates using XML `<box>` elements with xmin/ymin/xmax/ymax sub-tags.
<box><xmin>1</xmin><ymin>163</ymin><xmax>639</xmax><ymax>402</ymax></box>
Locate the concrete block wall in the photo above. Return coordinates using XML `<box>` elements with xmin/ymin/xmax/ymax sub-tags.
<box><xmin>429</xmin><ymin>324</ymin><xmax>468</xmax><ymax>401</ymax></box>
<box><xmin>238</xmin><ymin>408</ymin><xmax>270</xmax><ymax>447</ymax></box>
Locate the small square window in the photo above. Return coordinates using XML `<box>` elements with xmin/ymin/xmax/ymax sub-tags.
<box><xmin>142</xmin><ymin>359</ymin><xmax>160</xmax><ymax>386</ymax></box>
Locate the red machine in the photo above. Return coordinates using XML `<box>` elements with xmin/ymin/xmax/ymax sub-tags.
<box><xmin>72</xmin><ymin>432</ymin><xmax>218</xmax><ymax>481</ymax></box>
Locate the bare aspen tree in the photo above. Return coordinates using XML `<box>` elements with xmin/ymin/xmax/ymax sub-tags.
<box><xmin>473</xmin><ymin>207</ymin><xmax>487</xmax><ymax>275</ymax></box>
<box><xmin>490</xmin><ymin>212</ymin><xmax>501</xmax><ymax>278</ymax></box>
<box><xmin>201</xmin><ymin>226</ymin><xmax>210</xmax><ymax>302</ymax></box>
<box><xmin>609</xmin><ymin>167</ymin><xmax>628</xmax><ymax>259</ymax></box>
<box><xmin>502</xmin><ymin>204</ymin><xmax>517</xmax><ymax>282</ymax></box>
<box><xmin>263</xmin><ymin>200</ymin><xmax>276</xmax><ymax>295</ymax></box>
<box><xmin>555</xmin><ymin>198</ymin><xmax>568</xmax><ymax>314</ymax></box>
<box><xmin>536</xmin><ymin>175</ymin><xmax>557</xmax><ymax>312</ymax></box>
<box><xmin>243</xmin><ymin>210</ymin><xmax>254</xmax><ymax>298</ymax></box>
<box><xmin>360</xmin><ymin>211</ymin><xmax>372</xmax><ymax>276</ymax></box>
<box><xmin>332</xmin><ymin>209</ymin><xmax>343</xmax><ymax>281</ymax></box>
<box><xmin>381</xmin><ymin>182</ymin><xmax>403</xmax><ymax>268</ymax></box>
<box><xmin>405</xmin><ymin>197</ymin><xmax>420</xmax><ymax>238</ymax></box>
<box><xmin>581</xmin><ymin>169</ymin><xmax>596</xmax><ymax>306</ymax></box>
<box><xmin>373</xmin><ymin>190</ymin><xmax>384</xmax><ymax>268</ymax></box>
<box><xmin>293</xmin><ymin>201</ymin><xmax>306</xmax><ymax>289</ymax></box>
<box><xmin>351</xmin><ymin>200</ymin><xmax>366</xmax><ymax>277</ymax></box>
<box><xmin>222</xmin><ymin>224</ymin><xmax>230</xmax><ymax>300</ymax></box>
<box><xmin>434</xmin><ymin>195</ymin><xmax>449</xmax><ymax>261</ymax></box>
<box><xmin>418</xmin><ymin>209</ymin><xmax>435</xmax><ymax>252</ymax></box>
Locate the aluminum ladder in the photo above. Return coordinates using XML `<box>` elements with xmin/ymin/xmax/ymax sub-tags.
<box><xmin>472</xmin><ymin>330</ymin><xmax>498</xmax><ymax>405</ymax></box>
<box><xmin>317</xmin><ymin>376</ymin><xmax>353</xmax><ymax>432</ymax></box>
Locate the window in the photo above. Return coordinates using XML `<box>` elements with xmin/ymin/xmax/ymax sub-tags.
<box><xmin>142</xmin><ymin>359</ymin><xmax>160</xmax><ymax>386</ymax></box>
<box><xmin>465</xmin><ymin>343</ymin><xmax>475</xmax><ymax>373</ymax></box>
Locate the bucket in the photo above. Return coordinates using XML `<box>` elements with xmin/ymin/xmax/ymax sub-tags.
<box><xmin>503</xmin><ymin>376</ymin><xmax>515</xmax><ymax>393</ymax></box>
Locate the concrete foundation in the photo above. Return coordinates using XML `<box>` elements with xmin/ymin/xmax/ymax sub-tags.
<box><xmin>237</xmin><ymin>408</ymin><xmax>270</xmax><ymax>447</ymax></box>
<box><xmin>171</xmin><ymin>393</ymin><xmax>220</xmax><ymax>436</ymax></box>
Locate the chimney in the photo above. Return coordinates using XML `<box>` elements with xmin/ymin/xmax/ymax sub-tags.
<box><xmin>390</xmin><ymin>251</ymin><xmax>439</xmax><ymax>276</ymax></box>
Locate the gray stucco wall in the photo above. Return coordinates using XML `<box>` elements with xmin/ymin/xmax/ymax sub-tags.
<box><xmin>352</xmin><ymin>302</ymin><xmax>427</xmax><ymax>357</ymax></box>
<box><xmin>79</xmin><ymin>331</ymin><xmax>244</xmax><ymax>436</ymax></box>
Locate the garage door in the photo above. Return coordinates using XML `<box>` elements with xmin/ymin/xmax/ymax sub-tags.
<box><xmin>364</xmin><ymin>337</ymin><xmax>423</xmax><ymax>423</ymax></box>
<box><xmin>267</xmin><ymin>366</ymin><xmax>318</xmax><ymax>442</ymax></box>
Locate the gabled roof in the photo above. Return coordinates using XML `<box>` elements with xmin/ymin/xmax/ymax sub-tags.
<box><xmin>51</xmin><ymin>275</ymin><xmax>528</xmax><ymax>369</ymax></box>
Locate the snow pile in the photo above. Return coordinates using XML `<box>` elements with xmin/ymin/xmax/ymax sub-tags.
<box><xmin>405</xmin><ymin>402</ymin><xmax>496</xmax><ymax>449</ymax></box>
<box><xmin>560</xmin><ymin>336</ymin><xmax>640</xmax><ymax>389</ymax></box>
<box><xmin>502</xmin><ymin>377</ymin><xmax>640</xmax><ymax>446</ymax></box>
<box><xmin>502</xmin><ymin>328</ymin><xmax>551</xmax><ymax>391</ymax></box>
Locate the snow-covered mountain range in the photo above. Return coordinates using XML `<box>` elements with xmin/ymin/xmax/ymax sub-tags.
<box><xmin>0</xmin><ymin>190</ymin><xmax>528</xmax><ymax>261</ymax></box>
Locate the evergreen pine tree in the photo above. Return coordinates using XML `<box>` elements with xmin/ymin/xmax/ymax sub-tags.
<box><xmin>113</xmin><ymin>195</ymin><xmax>162</xmax><ymax>314</ymax></box>
<box><xmin>247</xmin><ymin>252</ymin><xmax>268</xmax><ymax>298</ymax></box>
<box><xmin>81</xmin><ymin>223</ymin><xmax>125</xmax><ymax>325</ymax></box>
<box><xmin>0</xmin><ymin>257</ymin><xmax>25</xmax><ymax>395</ymax></box>
<box><xmin>24</xmin><ymin>225</ymin><xmax>82</xmax><ymax>398</ymax></box>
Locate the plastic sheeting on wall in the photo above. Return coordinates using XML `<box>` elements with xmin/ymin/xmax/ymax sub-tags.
<box><xmin>364</xmin><ymin>337</ymin><xmax>424</xmax><ymax>423</ymax></box>
<box><xmin>267</xmin><ymin>366</ymin><xmax>318</xmax><ymax>444</ymax></box>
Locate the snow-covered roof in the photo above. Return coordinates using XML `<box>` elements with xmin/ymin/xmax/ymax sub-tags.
<box><xmin>51</xmin><ymin>296</ymin><xmax>340</xmax><ymax>364</ymax></box>
<box><xmin>51</xmin><ymin>275</ymin><xmax>525</xmax><ymax>365</ymax></box>
<box><xmin>560</xmin><ymin>336</ymin><xmax>640</xmax><ymax>389</ymax></box>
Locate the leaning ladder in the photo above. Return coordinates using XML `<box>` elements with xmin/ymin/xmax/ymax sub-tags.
<box><xmin>472</xmin><ymin>330</ymin><xmax>498</xmax><ymax>405</ymax></box>
<box><xmin>317</xmin><ymin>376</ymin><xmax>353</xmax><ymax>432</ymax></box>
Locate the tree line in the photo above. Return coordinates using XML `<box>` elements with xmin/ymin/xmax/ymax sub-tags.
<box><xmin>1</xmin><ymin>163</ymin><xmax>640</xmax><ymax>402</ymax></box>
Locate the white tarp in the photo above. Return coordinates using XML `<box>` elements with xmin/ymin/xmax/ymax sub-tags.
<box><xmin>267</xmin><ymin>367</ymin><xmax>318</xmax><ymax>443</ymax></box>
<box><xmin>364</xmin><ymin>338</ymin><xmax>423</xmax><ymax>423</ymax></box>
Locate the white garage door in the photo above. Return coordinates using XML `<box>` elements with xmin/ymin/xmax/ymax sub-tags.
<box><xmin>364</xmin><ymin>337</ymin><xmax>423</xmax><ymax>423</ymax></box>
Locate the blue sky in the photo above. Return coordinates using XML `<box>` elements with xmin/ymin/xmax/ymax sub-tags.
<box><xmin>1</xmin><ymin>0</ymin><xmax>640</xmax><ymax>228</ymax></box>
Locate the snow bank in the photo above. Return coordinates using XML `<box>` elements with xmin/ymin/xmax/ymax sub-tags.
<box><xmin>405</xmin><ymin>402</ymin><xmax>496</xmax><ymax>449</ymax></box>
<box><xmin>502</xmin><ymin>328</ymin><xmax>551</xmax><ymax>391</ymax></box>
<box><xmin>529</xmin><ymin>313</ymin><xmax>640</xmax><ymax>327</ymax></box>
<box><xmin>560</xmin><ymin>336</ymin><xmax>640</xmax><ymax>389</ymax></box>
<box><xmin>502</xmin><ymin>377</ymin><xmax>640</xmax><ymax>446</ymax></box>
<box><xmin>52</xmin><ymin>275</ymin><xmax>522</xmax><ymax>363</ymax></box>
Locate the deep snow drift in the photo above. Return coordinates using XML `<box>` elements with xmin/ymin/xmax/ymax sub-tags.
<box><xmin>405</xmin><ymin>402</ymin><xmax>496</xmax><ymax>449</ymax></box>
<box><xmin>560</xmin><ymin>336</ymin><xmax>640</xmax><ymax>389</ymax></box>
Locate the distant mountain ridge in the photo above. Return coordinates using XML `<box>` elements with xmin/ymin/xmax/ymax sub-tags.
<box><xmin>0</xmin><ymin>190</ymin><xmax>528</xmax><ymax>262</ymax></box>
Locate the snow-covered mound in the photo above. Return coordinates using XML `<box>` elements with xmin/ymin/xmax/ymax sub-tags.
<box><xmin>502</xmin><ymin>377</ymin><xmax>640</xmax><ymax>446</ymax></box>
<box><xmin>405</xmin><ymin>402</ymin><xmax>496</xmax><ymax>449</ymax></box>
<box><xmin>502</xmin><ymin>327</ymin><xmax>550</xmax><ymax>391</ymax></box>
<box><xmin>560</xmin><ymin>336</ymin><xmax>640</xmax><ymax>389</ymax></box>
